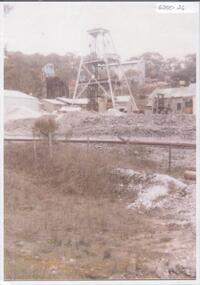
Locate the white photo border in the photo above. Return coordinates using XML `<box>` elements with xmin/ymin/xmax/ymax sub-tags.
<box><xmin>0</xmin><ymin>1</ymin><xmax>199</xmax><ymax>285</ymax></box>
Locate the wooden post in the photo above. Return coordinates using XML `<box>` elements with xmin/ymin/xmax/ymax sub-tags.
<box><xmin>48</xmin><ymin>132</ymin><xmax>53</xmax><ymax>159</ymax></box>
<box><xmin>168</xmin><ymin>145</ymin><xmax>172</xmax><ymax>172</ymax></box>
<box><xmin>33</xmin><ymin>139</ymin><xmax>37</xmax><ymax>162</ymax></box>
<box><xmin>87</xmin><ymin>136</ymin><xmax>90</xmax><ymax>153</ymax></box>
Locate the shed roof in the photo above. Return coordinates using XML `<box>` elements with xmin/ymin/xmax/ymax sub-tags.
<box><xmin>149</xmin><ymin>84</ymin><xmax>196</xmax><ymax>99</ymax></box>
<box><xmin>57</xmin><ymin>97</ymin><xmax>89</xmax><ymax>105</ymax></box>
<box><xmin>42</xmin><ymin>98</ymin><xmax>65</xmax><ymax>105</ymax></box>
<box><xmin>115</xmin><ymin>95</ymin><xmax>131</xmax><ymax>103</ymax></box>
<box><xmin>4</xmin><ymin>90</ymin><xmax>38</xmax><ymax>101</ymax></box>
<box><xmin>187</xmin><ymin>83</ymin><xmax>196</xmax><ymax>96</ymax></box>
<box><xmin>146</xmin><ymin>83</ymin><xmax>196</xmax><ymax>107</ymax></box>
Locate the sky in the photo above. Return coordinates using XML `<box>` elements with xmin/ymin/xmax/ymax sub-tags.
<box><xmin>4</xmin><ymin>2</ymin><xmax>199</xmax><ymax>60</ymax></box>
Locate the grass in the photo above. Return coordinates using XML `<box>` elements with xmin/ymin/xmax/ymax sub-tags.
<box><xmin>4</xmin><ymin>142</ymin><xmax>195</xmax><ymax>280</ymax></box>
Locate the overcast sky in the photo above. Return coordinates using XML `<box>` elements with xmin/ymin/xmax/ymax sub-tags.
<box><xmin>4</xmin><ymin>2</ymin><xmax>199</xmax><ymax>60</ymax></box>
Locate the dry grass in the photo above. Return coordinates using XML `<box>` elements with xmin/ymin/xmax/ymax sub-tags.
<box><xmin>4</xmin><ymin>142</ymin><xmax>151</xmax><ymax>280</ymax></box>
<box><xmin>4</xmin><ymin>142</ymin><xmax>194</xmax><ymax>280</ymax></box>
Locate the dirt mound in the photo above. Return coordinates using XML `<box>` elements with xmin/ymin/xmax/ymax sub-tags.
<box><xmin>57</xmin><ymin>112</ymin><xmax>195</xmax><ymax>139</ymax></box>
<box><xmin>114</xmin><ymin>168</ymin><xmax>196</xmax><ymax>278</ymax></box>
<box><xmin>125</xmin><ymin>171</ymin><xmax>187</xmax><ymax>208</ymax></box>
<box><xmin>5</xmin><ymin>118</ymin><xmax>36</xmax><ymax>136</ymax></box>
<box><xmin>5</xmin><ymin>111</ymin><xmax>195</xmax><ymax>140</ymax></box>
<box><xmin>115</xmin><ymin>168</ymin><xmax>195</xmax><ymax>227</ymax></box>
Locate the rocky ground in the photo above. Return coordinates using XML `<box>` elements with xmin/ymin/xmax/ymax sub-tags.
<box><xmin>5</xmin><ymin>111</ymin><xmax>196</xmax><ymax>140</ymax></box>
<box><xmin>58</xmin><ymin>112</ymin><xmax>196</xmax><ymax>140</ymax></box>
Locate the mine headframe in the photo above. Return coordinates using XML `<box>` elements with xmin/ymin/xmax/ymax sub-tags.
<box><xmin>73</xmin><ymin>28</ymin><xmax>138</xmax><ymax>111</ymax></box>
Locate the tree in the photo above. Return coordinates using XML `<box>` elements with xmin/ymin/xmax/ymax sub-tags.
<box><xmin>4</xmin><ymin>51</ymin><xmax>80</xmax><ymax>98</ymax></box>
<box><xmin>169</xmin><ymin>54</ymin><xmax>196</xmax><ymax>86</ymax></box>
<box><xmin>184</xmin><ymin>54</ymin><xmax>196</xmax><ymax>82</ymax></box>
<box><xmin>33</xmin><ymin>115</ymin><xmax>59</xmax><ymax>159</ymax></box>
<box><xmin>140</xmin><ymin>52</ymin><xmax>165</xmax><ymax>80</ymax></box>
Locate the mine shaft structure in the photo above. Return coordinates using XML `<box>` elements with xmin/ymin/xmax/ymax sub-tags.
<box><xmin>73</xmin><ymin>28</ymin><xmax>138</xmax><ymax>111</ymax></box>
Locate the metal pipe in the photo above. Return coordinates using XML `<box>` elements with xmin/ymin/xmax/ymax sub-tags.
<box><xmin>4</xmin><ymin>136</ymin><xmax>196</xmax><ymax>148</ymax></box>
<box><xmin>168</xmin><ymin>145</ymin><xmax>172</xmax><ymax>172</ymax></box>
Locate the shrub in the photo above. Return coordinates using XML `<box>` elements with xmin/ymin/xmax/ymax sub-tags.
<box><xmin>33</xmin><ymin>115</ymin><xmax>58</xmax><ymax>137</ymax></box>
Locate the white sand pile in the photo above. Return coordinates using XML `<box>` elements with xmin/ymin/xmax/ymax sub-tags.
<box><xmin>125</xmin><ymin>170</ymin><xmax>187</xmax><ymax>210</ymax></box>
<box><xmin>130</xmin><ymin>184</ymin><xmax>169</xmax><ymax>209</ymax></box>
<box><xmin>115</xmin><ymin>168</ymin><xmax>195</xmax><ymax>226</ymax></box>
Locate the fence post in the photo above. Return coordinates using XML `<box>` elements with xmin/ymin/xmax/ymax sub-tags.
<box><xmin>33</xmin><ymin>138</ymin><xmax>37</xmax><ymax>163</ymax></box>
<box><xmin>48</xmin><ymin>133</ymin><xmax>53</xmax><ymax>159</ymax></box>
<box><xmin>87</xmin><ymin>136</ymin><xmax>90</xmax><ymax>153</ymax></box>
<box><xmin>168</xmin><ymin>145</ymin><xmax>172</xmax><ymax>172</ymax></box>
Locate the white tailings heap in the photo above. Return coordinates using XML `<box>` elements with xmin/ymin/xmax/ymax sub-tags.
<box><xmin>4</xmin><ymin>90</ymin><xmax>42</xmax><ymax>122</ymax></box>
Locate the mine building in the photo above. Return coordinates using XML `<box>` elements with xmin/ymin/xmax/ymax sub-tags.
<box><xmin>145</xmin><ymin>83</ymin><xmax>196</xmax><ymax>115</ymax></box>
